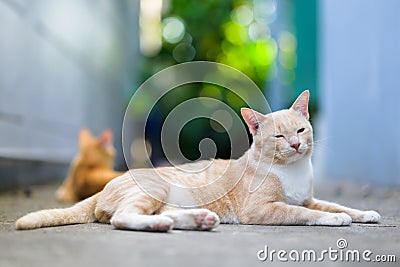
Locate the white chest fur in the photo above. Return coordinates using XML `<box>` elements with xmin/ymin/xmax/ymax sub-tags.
<box><xmin>271</xmin><ymin>158</ymin><xmax>313</xmax><ymax>205</ymax></box>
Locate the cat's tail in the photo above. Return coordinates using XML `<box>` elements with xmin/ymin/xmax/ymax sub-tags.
<box><xmin>15</xmin><ymin>192</ymin><xmax>99</xmax><ymax>230</ymax></box>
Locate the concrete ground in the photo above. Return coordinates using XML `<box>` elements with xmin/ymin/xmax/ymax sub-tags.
<box><xmin>0</xmin><ymin>181</ymin><xmax>399</xmax><ymax>267</ymax></box>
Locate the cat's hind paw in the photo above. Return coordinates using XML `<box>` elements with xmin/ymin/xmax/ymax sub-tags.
<box><xmin>314</xmin><ymin>212</ymin><xmax>352</xmax><ymax>226</ymax></box>
<box><xmin>353</xmin><ymin>210</ymin><xmax>381</xmax><ymax>223</ymax></box>
<box><xmin>192</xmin><ymin>209</ymin><xmax>220</xmax><ymax>230</ymax></box>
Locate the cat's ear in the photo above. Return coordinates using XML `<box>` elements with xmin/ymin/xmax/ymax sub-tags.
<box><xmin>241</xmin><ymin>108</ymin><xmax>264</xmax><ymax>135</ymax></box>
<box><xmin>79</xmin><ymin>128</ymin><xmax>93</xmax><ymax>144</ymax></box>
<box><xmin>99</xmin><ymin>129</ymin><xmax>113</xmax><ymax>147</ymax></box>
<box><xmin>290</xmin><ymin>90</ymin><xmax>310</xmax><ymax>120</ymax></box>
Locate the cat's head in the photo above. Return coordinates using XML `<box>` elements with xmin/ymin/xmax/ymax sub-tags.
<box><xmin>241</xmin><ymin>90</ymin><xmax>313</xmax><ymax>165</ymax></box>
<box><xmin>77</xmin><ymin>128</ymin><xmax>116</xmax><ymax>167</ymax></box>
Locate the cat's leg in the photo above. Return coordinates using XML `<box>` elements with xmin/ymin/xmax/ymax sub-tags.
<box><xmin>110</xmin><ymin>190</ymin><xmax>174</xmax><ymax>232</ymax></box>
<box><xmin>305</xmin><ymin>198</ymin><xmax>380</xmax><ymax>223</ymax></box>
<box><xmin>241</xmin><ymin>202</ymin><xmax>352</xmax><ymax>226</ymax></box>
<box><xmin>111</xmin><ymin>211</ymin><xmax>174</xmax><ymax>232</ymax></box>
<box><xmin>161</xmin><ymin>208</ymin><xmax>220</xmax><ymax>231</ymax></box>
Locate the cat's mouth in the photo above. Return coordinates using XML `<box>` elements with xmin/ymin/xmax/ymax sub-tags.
<box><xmin>289</xmin><ymin>148</ymin><xmax>304</xmax><ymax>154</ymax></box>
<box><xmin>279</xmin><ymin>148</ymin><xmax>307</xmax><ymax>160</ymax></box>
<box><xmin>277</xmin><ymin>150</ymin><xmax>298</xmax><ymax>159</ymax></box>
<box><xmin>289</xmin><ymin>150</ymin><xmax>302</xmax><ymax>157</ymax></box>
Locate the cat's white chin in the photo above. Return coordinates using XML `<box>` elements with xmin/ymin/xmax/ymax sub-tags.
<box><xmin>285</xmin><ymin>153</ymin><xmax>308</xmax><ymax>164</ymax></box>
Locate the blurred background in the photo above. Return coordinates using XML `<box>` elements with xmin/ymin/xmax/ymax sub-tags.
<box><xmin>0</xmin><ymin>0</ymin><xmax>399</xmax><ymax>192</ymax></box>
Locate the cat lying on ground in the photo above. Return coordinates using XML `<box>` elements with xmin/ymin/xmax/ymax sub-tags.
<box><xmin>56</xmin><ymin>129</ymin><xmax>124</xmax><ymax>202</ymax></box>
<box><xmin>16</xmin><ymin>91</ymin><xmax>380</xmax><ymax>231</ymax></box>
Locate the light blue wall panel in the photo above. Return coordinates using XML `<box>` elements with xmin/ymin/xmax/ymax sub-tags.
<box><xmin>317</xmin><ymin>0</ymin><xmax>400</xmax><ymax>186</ymax></box>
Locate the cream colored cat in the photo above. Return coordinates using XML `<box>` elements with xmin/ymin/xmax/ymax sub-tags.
<box><xmin>15</xmin><ymin>91</ymin><xmax>380</xmax><ymax>231</ymax></box>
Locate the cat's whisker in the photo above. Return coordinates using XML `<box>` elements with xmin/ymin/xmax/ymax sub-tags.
<box><xmin>312</xmin><ymin>142</ymin><xmax>333</xmax><ymax>153</ymax></box>
<box><xmin>313</xmin><ymin>137</ymin><xmax>329</xmax><ymax>144</ymax></box>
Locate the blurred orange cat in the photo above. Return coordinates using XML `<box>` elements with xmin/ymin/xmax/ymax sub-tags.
<box><xmin>56</xmin><ymin>129</ymin><xmax>124</xmax><ymax>202</ymax></box>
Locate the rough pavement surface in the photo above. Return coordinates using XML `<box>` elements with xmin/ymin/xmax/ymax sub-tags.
<box><xmin>0</xmin><ymin>181</ymin><xmax>399</xmax><ymax>267</ymax></box>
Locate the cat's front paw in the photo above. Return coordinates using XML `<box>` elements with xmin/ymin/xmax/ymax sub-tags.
<box><xmin>353</xmin><ymin>210</ymin><xmax>381</xmax><ymax>223</ymax></box>
<box><xmin>315</xmin><ymin>212</ymin><xmax>352</xmax><ymax>226</ymax></box>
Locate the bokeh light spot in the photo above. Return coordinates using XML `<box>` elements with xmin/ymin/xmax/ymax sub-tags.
<box><xmin>278</xmin><ymin>31</ymin><xmax>297</xmax><ymax>52</ymax></box>
<box><xmin>162</xmin><ymin>17</ymin><xmax>185</xmax><ymax>44</ymax></box>
<box><xmin>210</xmin><ymin>109</ymin><xmax>233</xmax><ymax>133</ymax></box>
<box><xmin>200</xmin><ymin>84</ymin><xmax>223</xmax><ymax>108</ymax></box>
<box><xmin>232</xmin><ymin>5</ymin><xmax>254</xmax><ymax>26</ymax></box>
<box><xmin>173</xmin><ymin>42</ymin><xmax>196</xmax><ymax>62</ymax></box>
<box><xmin>249</xmin><ymin>22</ymin><xmax>271</xmax><ymax>41</ymax></box>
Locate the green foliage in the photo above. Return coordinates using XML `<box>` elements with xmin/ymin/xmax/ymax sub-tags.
<box><xmin>143</xmin><ymin>0</ymin><xmax>276</xmax><ymax>88</ymax></box>
<box><xmin>141</xmin><ymin>0</ymin><xmax>279</xmax><ymax>161</ymax></box>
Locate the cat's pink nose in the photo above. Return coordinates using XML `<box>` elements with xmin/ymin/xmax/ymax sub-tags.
<box><xmin>290</xmin><ymin>143</ymin><xmax>300</xmax><ymax>151</ymax></box>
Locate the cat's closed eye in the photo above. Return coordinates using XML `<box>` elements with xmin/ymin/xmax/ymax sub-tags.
<box><xmin>297</xmin><ymin>128</ymin><xmax>305</xmax><ymax>134</ymax></box>
<box><xmin>275</xmin><ymin>134</ymin><xmax>285</xmax><ymax>138</ymax></box>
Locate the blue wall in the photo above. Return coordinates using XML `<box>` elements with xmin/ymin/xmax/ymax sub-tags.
<box><xmin>317</xmin><ymin>0</ymin><xmax>400</xmax><ymax>186</ymax></box>
<box><xmin>0</xmin><ymin>0</ymin><xmax>140</xmax><ymax>190</ymax></box>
